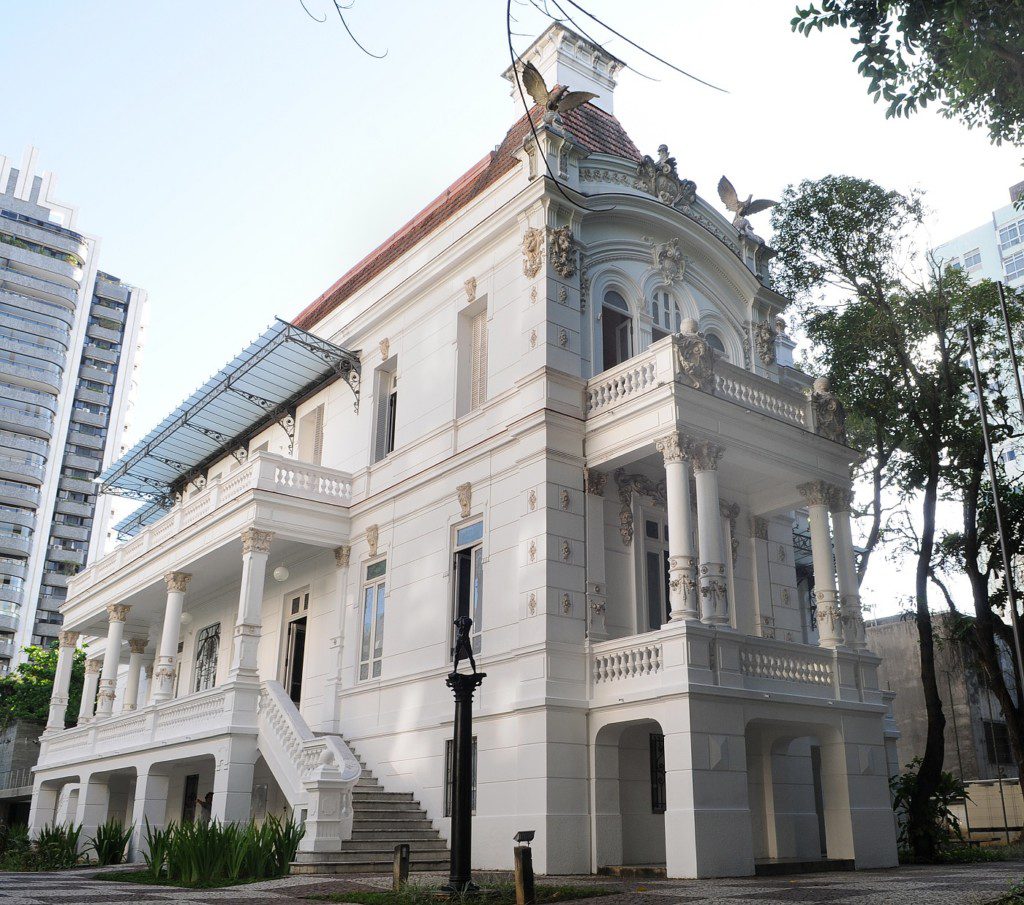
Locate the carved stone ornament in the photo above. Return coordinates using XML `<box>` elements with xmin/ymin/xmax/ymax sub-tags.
<box><xmin>366</xmin><ymin>524</ymin><xmax>379</xmax><ymax>557</ymax></box>
<box><xmin>528</xmin><ymin>593</ymin><xmax>537</xmax><ymax>616</ymax></box>
<box><xmin>379</xmin><ymin>337</ymin><xmax>390</xmax><ymax>361</ymax></box>
<box><xmin>618</xmin><ymin>506</ymin><xmax>634</xmax><ymax>546</ymax></box>
<box><xmin>85</xmin><ymin>658</ymin><xmax>102</xmax><ymax>675</ymax></box>
<box><xmin>688</xmin><ymin>440</ymin><xmax>723</xmax><ymax>473</ymax></box>
<box><xmin>164</xmin><ymin>571</ymin><xmax>192</xmax><ymax>594</ymax></box>
<box><xmin>614</xmin><ymin>468</ymin><xmax>667</xmax><ymax>546</ymax></box>
<box><xmin>561</xmin><ymin>540</ymin><xmax>571</xmax><ymax>562</ymax></box>
<box><xmin>548</xmin><ymin>226</ymin><xmax>578</xmax><ymax>279</ymax></box>
<box><xmin>560</xmin><ymin>489</ymin><xmax>570</xmax><ymax>511</ymax></box>
<box><xmin>241</xmin><ymin>528</ymin><xmax>274</xmax><ymax>556</ymax></box>
<box><xmin>529</xmin><ymin>329</ymin><xmax>538</xmax><ymax>349</ymax></box>
<box><xmin>558</xmin><ymin>286</ymin><xmax>568</xmax><ymax>304</ymax></box>
<box><xmin>529</xmin><ymin>540</ymin><xmax>537</xmax><ymax>562</ymax></box>
<box><xmin>530</xmin><ymin>286</ymin><xmax>538</xmax><ymax>304</ymax></box>
<box><xmin>561</xmin><ymin>593</ymin><xmax>572</xmax><ymax>614</ymax></box>
<box><xmin>584</xmin><ymin>467</ymin><xmax>607</xmax><ymax>497</ymax></box>
<box><xmin>829</xmin><ymin>486</ymin><xmax>854</xmax><ymax>514</ymax></box>
<box><xmin>456</xmin><ymin>482</ymin><xmax>472</xmax><ymax>518</ymax></box>
<box><xmin>798</xmin><ymin>480</ymin><xmax>833</xmax><ymax>508</ymax></box>
<box><xmin>636</xmin><ymin>145</ymin><xmax>697</xmax><ymax>210</ymax></box>
<box><xmin>522</xmin><ymin>227</ymin><xmax>544</xmax><ymax>278</ymax></box>
<box><xmin>128</xmin><ymin>638</ymin><xmax>148</xmax><ymax>655</ymax></box>
<box><xmin>106</xmin><ymin>603</ymin><xmax>131</xmax><ymax>623</ymax></box>
<box><xmin>721</xmin><ymin>501</ymin><xmax>741</xmax><ymax>565</ymax></box>
<box><xmin>653</xmin><ymin>238</ymin><xmax>686</xmax><ymax>284</ymax></box>
<box><xmin>673</xmin><ymin>321</ymin><xmax>715</xmax><ymax>392</ymax></box>
<box><xmin>655</xmin><ymin>431</ymin><xmax>687</xmax><ymax>464</ymax></box>
<box><xmin>811</xmin><ymin>377</ymin><xmax>847</xmax><ymax>444</ymax></box>
<box><xmin>753</xmin><ymin>319</ymin><xmax>777</xmax><ymax>366</ymax></box>
<box><xmin>334</xmin><ymin>545</ymin><xmax>351</xmax><ymax>568</ymax></box>
<box><xmin>558</xmin><ymin>328</ymin><xmax>569</xmax><ymax>349</ymax></box>
<box><xmin>528</xmin><ymin>488</ymin><xmax>537</xmax><ymax>510</ymax></box>
<box><xmin>464</xmin><ymin>277</ymin><xmax>477</xmax><ymax>302</ymax></box>
<box><xmin>752</xmin><ymin>517</ymin><xmax>768</xmax><ymax>541</ymax></box>
<box><xmin>58</xmin><ymin>630</ymin><xmax>79</xmax><ymax>649</ymax></box>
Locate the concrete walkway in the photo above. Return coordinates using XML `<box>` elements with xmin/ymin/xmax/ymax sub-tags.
<box><xmin>0</xmin><ymin>862</ymin><xmax>1019</xmax><ymax>904</ymax></box>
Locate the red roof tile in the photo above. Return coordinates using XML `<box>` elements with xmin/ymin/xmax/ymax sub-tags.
<box><xmin>293</xmin><ymin>103</ymin><xmax>641</xmax><ymax>331</ymax></box>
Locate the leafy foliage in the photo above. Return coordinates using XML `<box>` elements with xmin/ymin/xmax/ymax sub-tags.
<box><xmin>89</xmin><ymin>818</ymin><xmax>132</xmax><ymax>866</ymax></box>
<box><xmin>792</xmin><ymin>1</ymin><xmax>1024</xmax><ymax>147</ymax></box>
<box><xmin>890</xmin><ymin>757</ymin><xmax>968</xmax><ymax>856</ymax></box>
<box><xmin>0</xmin><ymin>822</ymin><xmax>82</xmax><ymax>871</ymax></box>
<box><xmin>0</xmin><ymin>643</ymin><xmax>86</xmax><ymax>729</ymax></box>
<box><xmin>138</xmin><ymin>816</ymin><xmax>304</xmax><ymax>888</ymax></box>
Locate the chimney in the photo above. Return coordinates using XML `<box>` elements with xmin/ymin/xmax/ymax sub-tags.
<box><xmin>502</xmin><ymin>23</ymin><xmax>625</xmax><ymax>115</ymax></box>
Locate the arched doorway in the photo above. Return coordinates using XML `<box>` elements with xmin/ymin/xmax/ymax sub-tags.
<box><xmin>593</xmin><ymin>718</ymin><xmax>666</xmax><ymax>870</ymax></box>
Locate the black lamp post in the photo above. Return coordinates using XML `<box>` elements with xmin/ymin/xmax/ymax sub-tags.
<box><xmin>445</xmin><ymin>616</ymin><xmax>485</xmax><ymax>894</ymax></box>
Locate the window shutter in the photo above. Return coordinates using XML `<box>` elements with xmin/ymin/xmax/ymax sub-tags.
<box><xmin>312</xmin><ymin>404</ymin><xmax>324</xmax><ymax>465</ymax></box>
<box><xmin>470</xmin><ymin>311</ymin><xmax>487</xmax><ymax>411</ymax></box>
<box><xmin>374</xmin><ymin>370</ymin><xmax>391</xmax><ymax>461</ymax></box>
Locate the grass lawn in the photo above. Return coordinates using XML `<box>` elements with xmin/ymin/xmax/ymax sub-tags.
<box><xmin>307</xmin><ymin>884</ymin><xmax>616</xmax><ymax>904</ymax></box>
<box><xmin>97</xmin><ymin>869</ymin><xmax>277</xmax><ymax>889</ymax></box>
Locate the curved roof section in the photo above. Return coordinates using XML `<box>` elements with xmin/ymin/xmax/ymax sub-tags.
<box><xmin>293</xmin><ymin>102</ymin><xmax>641</xmax><ymax>331</ymax></box>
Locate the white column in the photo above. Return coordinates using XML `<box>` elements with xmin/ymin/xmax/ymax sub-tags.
<box><xmin>129</xmin><ymin>766</ymin><xmax>170</xmax><ymax>862</ymax></box>
<box><xmin>656</xmin><ymin>432</ymin><xmax>699</xmax><ymax>621</ymax></box>
<box><xmin>230</xmin><ymin>528</ymin><xmax>273</xmax><ymax>678</ymax></box>
<box><xmin>584</xmin><ymin>470</ymin><xmax>609</xmax><ymax>639</ymax></box>
<box><xmin>95</xmin><ymin>604</ymin><xmax>130</xmax><ymax>718</ymax></box>
<box><xmin>77</xmin><ymin>657</ymin><xmax>101</xmax><ymax>724</ymax></box>
<box><xmin>151</xmin><ymin>571</ymin><xmax>191</xmax><ymax>703</ymax></box>
<box><xmin>691</xmin><ymin>440</ymin><xmax>729</xmax><ymax>625</ymax></box>
<box><xmin>123</xmin><ymin>639</ymin><xmax>148</xmax><ymax>711</ymax></box>
<box><xmin>323</xmin><ymin>545</ymin><xmax>351</xmax><ymax>733</ymax></box>
<box><xmin>800</xmin><ymin>481</ymin><xmax>844</xmax><ymax>649</ymax></box>
<box><xmin>830</xmin><ymin>489</ymin><xmax>866</xmax><ymax>650</ymax></box>
<box><xmin>45</xmin><ymin>630</ymin><xmax>79</xmax><ymax>731</ymax></box>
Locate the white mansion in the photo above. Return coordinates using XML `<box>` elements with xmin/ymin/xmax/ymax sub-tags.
<box><xmin>28</xmin><ymin>25</ymin><xmax>898</xmax><ymax>878</ymax></box>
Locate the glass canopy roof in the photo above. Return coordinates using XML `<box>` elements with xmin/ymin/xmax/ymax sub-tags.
<box><xmin>101</xmin><ymin>319</ymin><xmax>359</xmax><ymax>533</ymax></box>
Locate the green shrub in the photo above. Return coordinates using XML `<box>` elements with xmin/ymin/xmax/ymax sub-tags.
<box><xmin>142</xmin><ymin>819</ymin><xmax>172</xmax><ymax>881</ymax></box>
<box><xmin>34</xmin><ymin>823</ymin><xmax>80</xmax><ymax>869</ymax></box>
<box><xmin>89</xmin><ymin>818</ymin><xmax>133</xmax><ymax>866</ymax></box>
<box><xmin>890</xmin><ymin>757</ymin><xmax>969</xmax><ymax>859</ymax></box>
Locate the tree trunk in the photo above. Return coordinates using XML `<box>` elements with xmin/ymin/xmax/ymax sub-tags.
<box><xmin>908</xmin><ymin>457</ymin><xmax>946</xmax><ymax>859</ymax></box>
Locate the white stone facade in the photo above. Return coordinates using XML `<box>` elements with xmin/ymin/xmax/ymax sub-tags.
<box><xmin>29</xmin><ymin>26</ymin><xmax>898</xmax><ymax>877</ymax></box>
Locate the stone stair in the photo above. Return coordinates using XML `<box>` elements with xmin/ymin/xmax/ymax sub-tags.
<box><xmin>292</xmin><ymin>749</ymin><xmax>450</xmax><ymax>875</ymax></box>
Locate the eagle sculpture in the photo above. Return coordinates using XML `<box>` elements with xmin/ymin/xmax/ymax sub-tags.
<box><xmin>717</xmin><ymin>176</ymin><xmax>777</xmax><ymax>240</ymax></box>
<box><xmin>520</xmin><ymin>61</ymin><xmax>597</xmax><ymax>116</ymax></box>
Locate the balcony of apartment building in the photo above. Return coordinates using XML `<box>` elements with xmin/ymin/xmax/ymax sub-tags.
<box><xmin>32</xmin><ymin>321</ymin><xmax>364</xmax><ymax>855</ymax></box>
<box><xmin>0</xmin><ymin>351</ymin><xmax>63</xmax><ymax>395</ymax></box>
<box><xmin>0</xmin><ymin>270</ymin><xmax>79</xmax><ymax>312</ymax></box>
<box><xmin>93</xmin><ymin>275</ymin><xmax>130</xmax><ymax>305</ymax></box>
<box><xmin>0</xmin><ymin>311</ymin><xmax>70</xmax><ymax>350</ymax></box>
<box><xmin>85</xmin><ymin>321</ymin><xmax>122</xmax><ymax>345</ymax></box>
<box><xmin>0</xmin><ymin>233</ymin><xmax>84</xmax><ymax>291</ymax></box>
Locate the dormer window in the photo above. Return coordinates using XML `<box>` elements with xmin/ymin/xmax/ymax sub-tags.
<box><xmin>601</xmin><ymin>290</ymin><xmax>632</xmax><ymax>370</ymax></box>
<box><xmin>650</xmin><ymin>289</ymin><xmax>680</xmax><ymax>342</ymax></box>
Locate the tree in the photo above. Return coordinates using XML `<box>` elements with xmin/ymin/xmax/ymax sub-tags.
<box><xmin>792</xmin><ymin>1</ymin><xmax>1024</xmax><ymax>148</ymax></box>
<box><xmin>771</xmin><ymin>175</ymin><xmax>1015</xmax><ymax>858</ymax></box>
<box><xmin>0</xmin><ymin>644</ymin><xmax>86</xmax><ymax>729</ymax></box>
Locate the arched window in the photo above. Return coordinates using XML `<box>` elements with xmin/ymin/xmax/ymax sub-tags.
<box><xmin>193</xmin><ymin>623</ymin><xmax>220</xmax><ymax>692</ymax></box>
<box><xmin>650</xmin><ymin>289</ymin><xmax>681</xmax><ymax>342</ymax></box>
<box><xmin>602</xmin><ymin>290</ymin><xmax>632</xmax><ymax>369</ymax></box>
<box><xmin>706</xmin><ymin>332</ymin><xmax>727</xmax><ymax>361</ymax></box>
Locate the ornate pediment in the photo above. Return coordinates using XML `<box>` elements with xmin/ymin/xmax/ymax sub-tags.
<box><xmin>636</xmin><ymin>145</ymin><xmax>696</xmax><ymax>210</ymax></box>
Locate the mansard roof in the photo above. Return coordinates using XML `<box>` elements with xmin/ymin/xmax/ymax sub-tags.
<box><xmin>293</xmin><ymin>102</ymin><xmax>641</xmax><ymax>331</ymax></box>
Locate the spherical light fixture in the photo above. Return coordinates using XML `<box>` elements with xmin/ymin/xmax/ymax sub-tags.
<box><xmin>273</xmin><ymin>566</ymin><xmax>290</xmax><ymax>583</ymax></box>
<box><xmin>179</xmin><ymin>612</ymin><xmax>193</xmax><ymax>625</ymax></box>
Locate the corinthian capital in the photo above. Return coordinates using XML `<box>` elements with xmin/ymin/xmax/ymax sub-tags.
<box><xmin>106</xmin><ymin>603</ymin><xmax>131</xmax><ymax>623</ymax></box>
<box><xmin>829</xmin><ymin>486</ymin><xmax>855</xmax><ymax>513</ymax></box>
<box><xmin>241</xmin><ymin>528</ymin><xmax>274</xmax><ymax>556</ymax></box>
<box><xmin>689</xmin><ymin>439</ymin><xmax>723</xmax><ymax>473</ymax></box>
<box><xmin>85</xmin><ymin>658</ymin><xmax>102</xmax><ymax>675</ymax></box>
<box><xmin>128</xmin><ymin>638</ymin><xmax>148</xmax><ymax>655</ymax></box>
<box><xmin>164</xmin><ymin>571</ymin><xmax>192</xmax><ymax>593</ymax></box>
<box><xmin>798</xmin><ymin>480</ymin><xmax>834</xmax><ymax>507</ymax></box>
<box><xmin>58</xmin><ymin>630</ymin><xmax>79</xmax><ymax>649</ymax></box>
<box><xmin>655</xmin><ymin>431</ymin><xmax>688</xmax><ymax>464</ymax></box>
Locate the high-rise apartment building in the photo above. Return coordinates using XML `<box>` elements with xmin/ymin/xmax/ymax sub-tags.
<box><xmin>933</xmin><ymin>180</ymin><xmax>1024</xmax><ymax>289</ymax></box>
<box><xmin>0</xmin><ymin>149</ymin><xmax>144</xmax><ymax>668</ymax></box>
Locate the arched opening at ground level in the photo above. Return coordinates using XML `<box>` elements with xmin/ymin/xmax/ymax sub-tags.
<box><xmin>593</xmin><ymin>718</ymin><xmax>667</xmax><ymax>871</ymax></box>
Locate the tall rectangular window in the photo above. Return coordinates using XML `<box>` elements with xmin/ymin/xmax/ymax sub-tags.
<box><xmin>650</xmin><ymin>733</ymin><xmax>666</xmax><ymax>813</ymax></box>
<box><xmin>360</xmin><ymin>559</ymin><xmax>386</xmax><ymax>680</ymax></box>
<box><xmin>193</xmin><ymin>623</ymin><xmax>220</xmax><ymax>692</ymax></box>
<box><xmin>444</xmin><ymin>736</ymin><xmax>477</xmax><ymax>817</ymax></box>
<box><xmin>452</xmin><ymin>521</ymin><xmax>483</xmax><ymax>655</ymax></box>
<box><xmin>457</xmin><ymin>301</ymin><xmax>488</xmax><ymax>417</ymax></box>
<box><xmin>298</xmin><ymin>403</ymin><xmax>325</xmax><ymax>465</ymax></box>
<box><xmin>373</xmin><ymin>362</ymin><xmax>398</xmax><ymax>462</ymax></box>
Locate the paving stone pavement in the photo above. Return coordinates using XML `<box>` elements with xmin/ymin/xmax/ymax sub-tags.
<box><xmin>0</xmin><ymin>863</ymin><xmax>1020</xmax><ymax>904</ymax></box>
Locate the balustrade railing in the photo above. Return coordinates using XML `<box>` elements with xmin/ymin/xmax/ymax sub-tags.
<box><xmin>70</xmin><ymin>453</ymin><xmax>354</xmax><ymax>595</ymax></box>
<box><xmin>593</xmin><ymin>637</ymin><xmax>663</xmax><ymax>684</ymax></box>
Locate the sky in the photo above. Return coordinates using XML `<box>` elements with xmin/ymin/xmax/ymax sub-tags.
<box><xmin>3</xmin><ymin>0</ymin><xmax>1022</xmax><ymax>616</ymax></box>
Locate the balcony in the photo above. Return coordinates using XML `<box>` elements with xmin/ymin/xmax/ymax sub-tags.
<box><xmin>0</xmin><ymin>479</ymin><xmax>41</xmax><ymax>507</ymax></box>
<box><xmin>0</xmin><ymin>533</ymin><xmax>31</xmax><ymax>558</ymax></box>
<box><xmin>0</xmin><ymin>406</ymin><xmax>53</xmax><ymax>440</ymax></box>
<box><xmin>86</xmin><ymin>323</ymin><xmax>122</xmax><ymax>344</ymax></box>
<box><xmin>0</xmin><ymin>356</ymin><xmax>62</xmax><ymax>394</ymax></box>
<box><xmin>0</xmin><ymin>242</ymin><xmax>83</xmax><ymax>288</ymax></box>
<box><xmin>0</xmin><ymin>270</ymin><xmax>78</xmax><ymax>310</ymax></box>
<box><xmin>65</xmin><ymin>453</ymin><xmax>353</xmax><ymax>622</ymax></box>
<box><xmin>590</xmin><ymin>621</ymin><xmax>882</xmax><ymax>708</ymax></box>
<box><xmin>0</xmin><ymin>335</ymin><xmax>66</xmax><ymax>368</ymax></box>
<box><xmin>0</xmin><ymin>455</ymin><xmax>45</xmax><ymax>485</ymax></box>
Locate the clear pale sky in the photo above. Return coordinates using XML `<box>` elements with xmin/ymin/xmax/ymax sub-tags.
<box><xmin>4</xmin><ymin>0</ymin><xmax>1021</xmax><ymax>614</ymax></box>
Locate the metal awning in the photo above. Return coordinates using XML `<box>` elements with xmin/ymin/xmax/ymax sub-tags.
<box><xmin>100</xmin><ymin>319</ymin><xmax>359</xmax><ymax>512</ymax></box>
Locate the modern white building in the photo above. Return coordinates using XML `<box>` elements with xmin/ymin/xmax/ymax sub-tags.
<box><xmin>933</xmin><ymin>179</ymin><xmax>1024</xmax><ymax>289</ymax></box>
<box><xmin>29</xmin><ymin>26</ymin><xmax>898</xmax><ymax>878</ymax></box>
<box><xmin>0</xmin><ymin>149</ymin><xmax>145</xmax><ymax>667</ymax></box>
